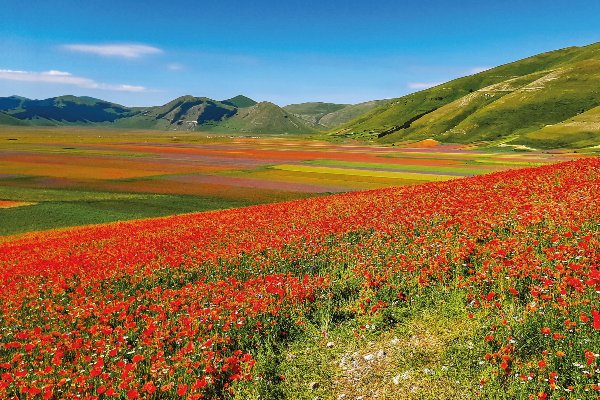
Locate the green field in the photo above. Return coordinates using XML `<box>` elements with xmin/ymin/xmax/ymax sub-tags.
<box><xmin>0</xmin><ymin>187</ymin><xmax>261</xmax><ymax>236</ymax></box>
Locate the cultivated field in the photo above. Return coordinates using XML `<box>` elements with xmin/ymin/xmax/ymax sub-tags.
<box><xmin>0</xmin><ymin>127</ymin><xmax>579</xmax><ymax>235</ymax></box>
<box><xmin>0</xmin><ymin>158</ymin><xmax>597</xmax><ymax>399</ymax></box>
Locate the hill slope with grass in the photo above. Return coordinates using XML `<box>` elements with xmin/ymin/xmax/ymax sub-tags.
<box><xmin>285</xmin><ymin>100</ymin><xmax>389</xmax><ymax>129</ymax></box>
<box><xmin>113</xmin><ymin>95</ymin><xmax>238</xmax><ymax>130</ymax></box>
<box><xmin>222</xmin><ymin>95</ymin><xmax>258</xmax><ymax>108</ymax></box>
<box><xmin>337</xmin><ymin>42</ymin><xmax>600</xmax><ymax>149</ymax></box>
<box><xmin>207</xmin><ymin>101</ymin><xmax>318</xmax><ymax>134</ymax></box>
<box><xmin>0</xmin><ymin>95</ymin><xmax>138</xmax><ymax>125</ymax></box>
<box><xmin>0</xmin><ymin>94</ymin><xmax>318</xmax><ymax>134</ymax></box>
<box><xmin>0</xmin><ymin>111</ymin><xmax>27</xmax><ymax>126</ymax></box>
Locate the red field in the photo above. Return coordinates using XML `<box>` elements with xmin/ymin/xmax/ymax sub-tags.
<box><xmin>0</xmin><ymin>158</ymin><xmax>598</xmax><ymax>398</ymax></box>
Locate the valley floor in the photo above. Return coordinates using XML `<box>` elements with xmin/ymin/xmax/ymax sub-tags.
<box><xmin>0</xmin><ymin>126</ymin><xmax>581</xmax><ymax>236</ymax></box>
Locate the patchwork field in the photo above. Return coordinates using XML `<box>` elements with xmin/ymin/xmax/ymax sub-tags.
<box><xmin>0</xmin><ymin>127</ymin><xmax>580</xmax><ymax>235</ymax></box>
<box><xmin>0</xmin><ymin>158</ymin><xmax>597</xmax><ymax>399</ymax></box>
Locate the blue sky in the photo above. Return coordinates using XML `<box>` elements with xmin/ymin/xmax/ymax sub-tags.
<box><xmin>0</xmin><ymin>0</ymin><xmax>599</xmax><ymax>106</ymax></box>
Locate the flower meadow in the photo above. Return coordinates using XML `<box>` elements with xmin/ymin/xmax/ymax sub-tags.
<box><xmin>0</xmin><ymin>158</ymin><xmax>598</xmax><ymax>399</ymax></box>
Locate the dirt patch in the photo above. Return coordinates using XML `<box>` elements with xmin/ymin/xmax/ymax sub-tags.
<box><xmin>0</xmin><ymin>200</ymin><xmax>37</xmax><ymax>209</ymax></box>
<box><xmin>333</xmin><ymin>319</ymin><xmax>477</xmax><ymax>400</ymax></box>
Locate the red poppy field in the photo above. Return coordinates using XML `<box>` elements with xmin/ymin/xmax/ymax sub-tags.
<box><xmin>0</xmin><ymin>156</ymin><xmax>598</xmax><ymax>399</ymax></box>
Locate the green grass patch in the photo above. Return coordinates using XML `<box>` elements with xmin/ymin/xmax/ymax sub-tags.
<box><xmin>305</xmin><ymin>159</ymin><xmax>492</xmax><ymax>175</ymax></box>
<box><xmin>0</xmin><ymin>189</ymin><xmax>258</xmax><ymax>236</ymax></box>
<box><xmin>272</xmin><ymin>164</ymin><xmax>456</xmax><ymax>181</ymax></box>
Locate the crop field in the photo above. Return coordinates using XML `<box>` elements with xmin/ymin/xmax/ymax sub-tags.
<box><xmin>0</xmin><ymin>127</ymin><xmax>579</xmax><ymax>235</ymax></box>
<box><xmin>0</xmin><ymin>158</ymin><xmax>597</xmax><ymax>399</ymax></box>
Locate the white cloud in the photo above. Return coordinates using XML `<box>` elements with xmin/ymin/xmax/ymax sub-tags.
<box><xmin>167</xmin><ymin>63</ymin><xmax>184</xmax><ymax>71</ymax></box>
<box><xmin>0</xmin><ymin>69</ymin><xmax>147</xmax><ymax>92</ymax></box>
<box><xmin>407</xmin><ymin>82</ymin><xmax>443</xmax><ymax>90</ymax></box>
<box><xmin>468</xmin><ymin>66</ymin><xmax>492</xmax><ymax>74</ymax></box>
<box><xmin>63</xmin><ymin>43</ymin><xmax>163</xmax><ymax>59</ymax></box>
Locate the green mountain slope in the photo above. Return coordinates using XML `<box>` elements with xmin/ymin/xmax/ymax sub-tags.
<box><xmin>319</xmin><ymin>100</ymin><xmax>389</xmax><ymax>129</ymax></box>
<box><xmin>207</xmin><ymin>101</ymin><xmax>317</xmax><ymax>134</ymax></box>
<box><xmin>0</xmin><ymin>95</ymin><xmax>138</xmax><ymax>124</ymax></box>
<box><xmin>0</xmin><ymin>111</ymin><xmax>28</xmax><ymax>126</ymax></box>
<box><xmin>518</xmin><ymin>104</ymin><xmax>600</xmax><ymax>149</ymax></box>
<box><xmin>114</xmin><ymin>96</ymin><xmax>237</xmax><ymax>130</ymax></box>
<box><xmin>338</xmin><ymin>42</ymin><xmax>600</xmax><ymax>148</ymax></box>
<box><xmin>222</xmin><ymin>95</ymin><xmax>258</xmax><ymax>108</ymax></box>
<box><xmin>283</xmin><ymin>102</ymin><xmax>348</xmax><ymax>127</ymax></box>
<box><xmin>284</xmin><ymin>100</ymin><xmax>388</xmax><ymax>129</ymax></box>
<box><xmin>0</xmin><ymin>95</ymin><xmax>29</xmax><ymax>111</ymax></box>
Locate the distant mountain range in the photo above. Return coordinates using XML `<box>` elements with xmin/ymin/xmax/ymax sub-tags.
<box><xmin>1</xmin><ymin>42</ymin><xmax>599</xmax><ymax>148</ymax></box>
<box><xmin>0</xmin><ymin>93</ymin><xmax>382</xmax><ymax>135</ymax></box>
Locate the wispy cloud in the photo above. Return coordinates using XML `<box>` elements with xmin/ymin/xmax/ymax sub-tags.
<box><xmin>167</xmin><ymin>63</ymin><xmax>184</xmax><ymax>71</ymax></box>
<box><xmin>0</xmin><ymin>69</ymin><xmax>147</xmax><ymax>92</ymax></box>
<box><xmin>468</xmin><ymin>66</ymin><xmax>492</xmax><ymax>74</ymax></box>
<box><xmin>407</xmin><ymin>82</ymin><xmax>443</xmax><ymax>90</ymax></box>
<box><xmin>63</xmin><ymin>43</ymin><xmax>163</xmax><ymax>59</ymax></box>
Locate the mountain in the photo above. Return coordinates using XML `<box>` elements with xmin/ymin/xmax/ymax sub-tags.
<box><xmin>222</xmin><ymin>95</ymin><xmax>258</xmax><ymax>108</ymax></box>
<box><xmin>337</xmin><ymin>42</ymin><xmax>600</xmax><ymax>148</ymax></box>
<box><xmin>0</xmin><ymin>94</ymin><xmax>317</xmax><ymax>134</ymax></box>
<box><xmin>283</xmin><ymin>102</ymin><xmax>349</xmax><ymax>127</ymax></box>
<box><xmin>3</xmin><ymin>40</ymin><xmax>599</xmax><ymax>146</ymax></box>
<box><xmin>0</xmin><ymin>111</ymin><xmax>27</xmax><ymax>126</ymax></box>
<box><xmin>114</xmin><ymin>95</ymin><xmax>238</xmax><ymax>130</ymax></box>
<box><xmin>0</xmin><ymin>95</ymin><xmax>29</xmax><ymax>111</ymax></box>
<box><xmin>0</xmin><ymin>95</ymin><xmax>138</xmax><ymax>124</ymax></box>
<box><xmin>115</xmin><ymin>96</ymin><xmax>316</xmax><ymax>133</ymax></box>
<box><xmin>284</xmin><ymin>100</ymin><xmax>389</xmax><ymax>129</ymax></box>
<box><xmin>206</xmin><ymin>101</ymin><xmax>318</xmax><ymax>134</ymax></box>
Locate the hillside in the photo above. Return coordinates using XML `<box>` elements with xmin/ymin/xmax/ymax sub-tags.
<box><xmin>338</xmin><ymin>42</ymin><xmax>600</xmax><ymax>149</ymax></box>
<box><xmin>0</xmin><ymin>95</ymin><xmax>138</xmax><ymax>124</ymax></box>
<box><xmin>0</xmin><ymin>111</ymin><xmax>27</xmax><ymax>126</ymax></box>
<box><xmin>284</xmin><ymin>100</ymin><xmax>388</xmax><ymax>128</ymax></box>
<box><xmin>0</xmin><ymin>94</ymin><xmax>318</xmax><ymax>134</ymax></box>
<box><xmin>222</xmin><ymin>94</ymin><xmax>258</xmax><ymax>108</ymax></box>
<box><xmin>207</xmin><ymin>101</ymin><xmax>318</xmax><ymax>134</ymax></box>
<box><xmin>114</xmin><ymin>95</ymin><xmax>238</xmax><ymax>130</ymax></box>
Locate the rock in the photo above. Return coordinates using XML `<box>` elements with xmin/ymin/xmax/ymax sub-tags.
<box><xmin>376</xmin><ymin>349</ymin><xmax>386</xmax><ymax>359</ymax></box>
<box><xmin>393</xmin><ymin>371</ymin><xmax>410</xmax><ymax>384</ymax></box>
<box><xmin>309</xmin><ymin>381</ymin><xmax>320</xmax><ymax>390</ymax></box>
<box><xmin>363</xmin><ymin>353</ymin><xmax>375</xmax><ymax>362</ymax></box>
<box><xmin>326</xmin><ymin>341</ymin><xmax>335</xmax><ymax>348</ymax></box>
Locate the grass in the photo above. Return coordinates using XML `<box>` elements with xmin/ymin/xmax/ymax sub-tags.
<box><xmin>0</xmin><ymin>189</ymin><xmax>258</xmax><ymax>236</ymax></box>
<box><xmin>273</xmin><ymin>164</ymin><xmax>468</xmax><ymax>181</ymax></box>
<box><xmin>304</xmin><ymin>159</ymin><xmax>493</xmax><ymax>175</ymax></box>
<box><xmin>233</xmin><ymin>274</ymin><xmax>486</xmax><ymax>400</ymax></box>
<box><xmin>205</xmin><ymin>102</ymin><xmax>318</xmax><ymax>134</ymax></box>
